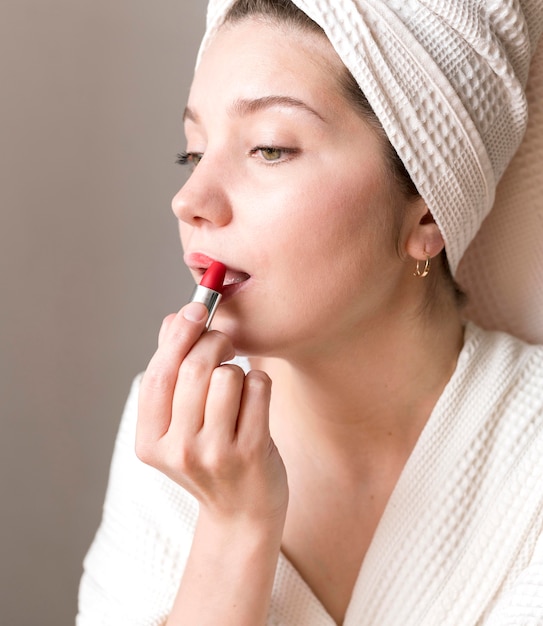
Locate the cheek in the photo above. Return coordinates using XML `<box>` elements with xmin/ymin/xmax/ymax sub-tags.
<box><xmin>284</xmin><ymin>168</ymin><xmax>390</xmax><ymax>263</ymax></box>
<box><xmin>277</xmin><ymin>175</ymin><xmax>400</xmax><ymax>316</ymax></box>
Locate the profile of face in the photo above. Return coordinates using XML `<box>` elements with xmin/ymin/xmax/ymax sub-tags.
<box><xmin>173</xmin><ymin>18</ymin><xmax>422</xmax><ymax>358</ymax></box>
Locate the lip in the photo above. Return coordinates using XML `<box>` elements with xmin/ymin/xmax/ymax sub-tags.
<box><xmin>184</xmin><ymin>251</ymin><xmax>251</xmax><ymax>296</ymax></box>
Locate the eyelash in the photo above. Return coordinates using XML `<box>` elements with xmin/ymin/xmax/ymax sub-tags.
<box><xmin>175</xmin><ymin>146</ymin><xmax>298</xmax><ymax>169</ymax></box>
<box><xmin>176</xmin><ymin>152</ymin><xmax>202</xmax><ymax>167</ymax></box>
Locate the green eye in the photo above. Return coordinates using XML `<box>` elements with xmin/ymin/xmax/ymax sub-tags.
<box><xmin>249</xmin><ymin>145</ymin><xmax>298</xmax><ymax>164</ymax></box>
<box><xmin>260</xmin><ymin>147</ymin><xmax>283</xmax><ymax>161</ymax></box>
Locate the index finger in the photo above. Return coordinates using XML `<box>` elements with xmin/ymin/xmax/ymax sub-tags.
<box><xmin>137</xmin><ymin>301</ymin><xmax>209</xmax><ymax>443</ymax></box>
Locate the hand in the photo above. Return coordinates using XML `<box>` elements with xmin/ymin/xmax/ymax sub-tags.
<box><xmin>136</xmin><ymin>302</ymin><xmax>289</xmax><ymax>526</ymax></box>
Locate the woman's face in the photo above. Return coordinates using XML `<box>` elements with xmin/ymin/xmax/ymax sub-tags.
<box><xmin>174</xmin><ymin>18</ymin><xmax>415</xmax><ymax>358</ymax></box>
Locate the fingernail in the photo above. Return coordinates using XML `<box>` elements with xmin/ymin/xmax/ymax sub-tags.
<box><xmin>182</xmin><ymin>301</ymin><xmax>209</xmax><ymax>323</ymax></box>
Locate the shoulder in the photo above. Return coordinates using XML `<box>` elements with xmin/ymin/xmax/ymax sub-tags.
<box><xmin>457</xmin><ymin>323</ymin><xmax>543</xmax><ymax>414</ymax></box>
<box><xmin>462</xmin><ymin>322</ymin><xmax>543</xmax><ymax>368</ymax></box>
<box><xmin>424</xmin><ymin>323</ymin><xmax>543</xmax><ymax>512</ymax></box>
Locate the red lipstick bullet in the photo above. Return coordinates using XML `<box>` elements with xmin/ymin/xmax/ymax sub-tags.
<box><xmin>190</xmin><ymin>261</ymin><xmax>226</xmax><ymax>329</ymax></box>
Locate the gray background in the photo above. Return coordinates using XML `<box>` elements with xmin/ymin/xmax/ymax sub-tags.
<box><xmin>1</xmin><ymin>2</ymin><xmax>207</xmax><ymax>624</ymax></box>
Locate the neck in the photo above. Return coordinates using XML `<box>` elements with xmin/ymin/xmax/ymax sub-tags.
<box><xmin>251</xmin><ymin>303</ymin><xmax>464</xmax><ymax>479</ymax></box>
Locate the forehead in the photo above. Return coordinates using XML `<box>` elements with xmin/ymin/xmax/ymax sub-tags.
<box><xmin>189</xmin><ymin>18</ymin><xmax>348</xmax><ymax>112</ymax></box>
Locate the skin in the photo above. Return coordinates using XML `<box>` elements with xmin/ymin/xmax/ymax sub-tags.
<box><xmin>136</xmin><ymin>17</ymin><xmax>464</xmax><ymax>626</ymax></box>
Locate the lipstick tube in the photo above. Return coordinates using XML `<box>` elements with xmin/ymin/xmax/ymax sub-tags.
<box><xmin>190</xmin><ymin>261</ymin><xmax>226</xmax><ymax>329</ymax></box>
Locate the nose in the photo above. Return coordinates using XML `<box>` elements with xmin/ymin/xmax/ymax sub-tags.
<box><xmin>171</xmin><ymin>159</ymin><xmax>233</xmax><ymax>228</ymax></box>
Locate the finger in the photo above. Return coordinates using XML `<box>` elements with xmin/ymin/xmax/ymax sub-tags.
<box><xmin>137</xmin><ymin>302</ymin><xmax>209</xmax><ymax>445</ymax></box>
<box><xmin>236</xmin><ymin>370</ymin><xmax>272</xmax><ymax>447</ymax></box>
<box><xmin>168</xmin><ymin>330</ymin><xmax>236</xmax><ymax>438</ymax></box>
<box><xmin>202</xmin><ymin>364</ymin><xmax>246</xmax><ymax>442</ymax></box>
<box><xmin>158</xmin><ymin>313</ymin><xmax>177</xmax><ymax>347</ymax></box>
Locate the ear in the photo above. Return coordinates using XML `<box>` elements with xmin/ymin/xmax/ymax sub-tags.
<box><xmin>404</xmin><ymin>199</ymin><xmax>445</xmax><ymax>260</ymax></box>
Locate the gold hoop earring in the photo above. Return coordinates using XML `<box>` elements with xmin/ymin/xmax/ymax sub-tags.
<box><xmin>414</xmin><ymin>255</ymin><xmax>431</xmax><ymax>278</ymax></box>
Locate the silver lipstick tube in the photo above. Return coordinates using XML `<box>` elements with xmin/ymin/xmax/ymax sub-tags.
<box><xmin>190</xmin><ymin>284</ymin><xmax>222</xmax><ymax>329</ymax></box>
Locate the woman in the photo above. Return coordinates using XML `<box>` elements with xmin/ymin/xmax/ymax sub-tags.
<box><xmin>78</xmin><ymin>1</ymin><xmax>543</xmax><ymax>624</ymax></box>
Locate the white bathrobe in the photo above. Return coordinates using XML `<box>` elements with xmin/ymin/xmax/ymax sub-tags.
<box><xmin>77</xmin><ymin>323</ymin><xmax>543</xmax><ymax>625</ymax></box>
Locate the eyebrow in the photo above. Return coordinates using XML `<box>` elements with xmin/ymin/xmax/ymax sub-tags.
<box><xmin>183</xmin><ymin>95</ymin><xmax>326</xmax><ymax>124</ymax></box>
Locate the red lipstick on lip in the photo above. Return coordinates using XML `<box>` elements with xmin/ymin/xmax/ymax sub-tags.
<box><xmin>199</xmin><ymin>261</ymin><xmax>226</xmax><ymax>293</ymax></box>
<box><xmin>190</xmin><ymin>261</ymin><xmax>226</xmax><ymax>329</ymax></box>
